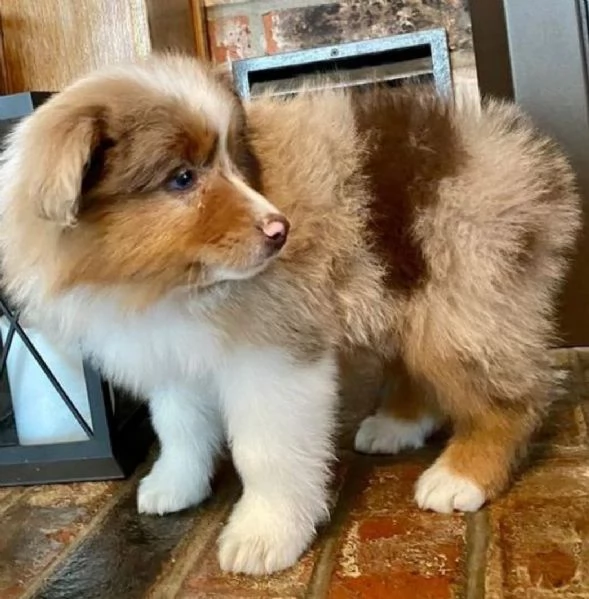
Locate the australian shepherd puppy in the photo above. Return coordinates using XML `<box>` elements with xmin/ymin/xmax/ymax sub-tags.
<box><xmin>0</xmin><ymin>54</ymin><xmax>581</xmax><ymax>575</ymax></box>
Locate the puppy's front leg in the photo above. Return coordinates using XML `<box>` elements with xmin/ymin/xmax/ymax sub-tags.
<box><xmin>138</xmin><ymin>385</ymin><xmax>223</xmax><ymax>515</ymax></box>
<box><xmin>218</xmin><ymin>347</ymin><xmax>337</xmax><ymax>575</ymax></box>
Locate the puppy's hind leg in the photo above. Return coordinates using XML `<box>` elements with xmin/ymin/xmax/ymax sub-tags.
<box><xmin>354</xmin><ymin>359</ymin><xmax>443</xmax><ymax>455</ymax></box>
<box><xmin>410</xmin><ymin>346</ymin><xmax>549</xmax><ymax>514</ymax></box>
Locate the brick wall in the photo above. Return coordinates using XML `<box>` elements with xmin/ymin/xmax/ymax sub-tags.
<box><xmin>204</xmin><ymin>0</ymin><xmax>477</xmax><ymax>93</ymax></box>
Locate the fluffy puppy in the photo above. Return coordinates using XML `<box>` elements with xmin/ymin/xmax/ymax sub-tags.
<box><xmin>0</xmin><ymin>54</ymin><xmax>581</xmax><ymax>575</ymax></box>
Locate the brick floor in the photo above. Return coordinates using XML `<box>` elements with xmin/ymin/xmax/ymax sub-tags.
<box><xmin>1</xmin><ymin>349</ymin><xmax>588</xmax><ymax>598</ymax></box>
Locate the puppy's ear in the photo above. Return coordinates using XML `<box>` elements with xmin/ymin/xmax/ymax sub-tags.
<box><xmin>15</xmin><ymin>104</ymin><xmax>105</xmax><ymax>227</ymax></box>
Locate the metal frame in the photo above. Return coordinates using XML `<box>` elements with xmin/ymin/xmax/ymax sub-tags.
<box><xmin>0</xmin><ymin>92</ymin><xmax>52</xmax><ymax>119</ymax></box>
<box><xmin>232</xmin><ymin>29</ymin><xmax>452</xmax><ymax>100</ymax></box>
<box><xmin>470</xmin><ymin>0</ymin><xmax>589</xmax><ymax>346</ymax></box>
<box><xmin>0</xmin><ymin>296</ymin><xmax>153</xmax><ymax>486</ymax></box>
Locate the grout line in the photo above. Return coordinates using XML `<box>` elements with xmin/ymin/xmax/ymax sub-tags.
<box><xmin>0</xmin><ymin>486</ymin><xmax>33</xmax><ymax>517</ymax></box>
<box><xmin>570</xmin><ymin>349</ymin><xmax>589</xmax><ymax>448</ymax></box>
<box><xmin>248</xmin><ymin>12</ymin><xmax>266</xmax><ymax>56</ymax></box>
<box><xmin>571</xmin><ymin>349</ymin><xmax>585</xmax><ymax>401</ymax></box>
<box><xmin>128</xmin><ymin>0</ymin><xmax>154</xmax><ymax>56</ymax></box>
<box><xmin>147</xmin><ymin>476</ymin><xmax>241</xmax><ymax>599</ymax></box>
<box><xmin>464</xmin><ymin>508</ymin><xmax>491</xmax><ymax>599</ymax></box>
<box><xmin>22</xmin><ymin>464</ymin><xmax>150</xmax><ymax>599</ymax></box>
<box><xmin>304</xmin><ymin>455</ymin><xmax>364</xmax><ymax>599</ymax></box>
<box><xmin>574</xmin><ymin>404</ymin><xmax>588</xmax><ymax>445</ymax></box>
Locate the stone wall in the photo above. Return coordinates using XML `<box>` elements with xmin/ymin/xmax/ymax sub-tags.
<box><xmin>204</xmin><ymin>0</ymin><xmax>477</xmax><ymax>93</ymax></box>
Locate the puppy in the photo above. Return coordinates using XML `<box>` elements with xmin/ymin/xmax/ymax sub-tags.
<box><xmin>0</xmin><ymin>54</ymin><xmax>581</xmax><ymax>575</ymax></box>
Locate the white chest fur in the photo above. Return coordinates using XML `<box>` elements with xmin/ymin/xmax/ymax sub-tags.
<box><xmin>33</xmin><ymin>287</ymin><xmax>226</xmax><ymax>398</ymax></box>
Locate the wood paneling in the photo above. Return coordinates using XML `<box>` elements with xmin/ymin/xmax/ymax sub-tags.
<box><xmin>0</xmin><ymin>1</ymin><xmax>150</xmax><ymax>92</ymax></box>
<box><xmin>190</xmin><ymin>0</ymin><xmax>210</xmax><ymax>60</ymax></box>
<box><xmin>146</xmin><ymin>0</ymin><xmax>199</xmax><ymax>56</ymax></box>
<box><xmin>0</xmin><ymin>0</ymin><xmax>210</xmax><ymax>94</ymax></box>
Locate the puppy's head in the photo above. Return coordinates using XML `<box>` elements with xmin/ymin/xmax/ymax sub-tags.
<box><xmin>0</xmin><ymin>54</ymin><xmax>288</xmax><ymax>304</ymax></box>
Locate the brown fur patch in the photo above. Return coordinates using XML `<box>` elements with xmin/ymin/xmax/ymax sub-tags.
<box><xmin>516</xmin><ymin>229</ymin><xmax>540</xmax><ymax>269</ymax></box>
<box><xmin>351</xmin><ymin>86</ymin><xmax>467</xmax><ymax>292</ymax></box>
<box><xmin>352</xmin><ymin>87</ymin><xmax>580</xmax><ymax>500</ymax></box>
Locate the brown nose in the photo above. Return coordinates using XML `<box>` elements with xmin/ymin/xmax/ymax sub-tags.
<box><xmin>261</xmin><ymin>214</ymin><xmax>290</xmax><ymax>252</ymax></box>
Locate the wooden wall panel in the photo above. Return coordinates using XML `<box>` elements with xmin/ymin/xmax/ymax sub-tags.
<box><xmin>0</xmin><ymin>0</ymin><xmax>210</xmax><ymax>94</ymax></box>
<box><xmin>0</xmin><ymin>0</ymin><xmax>151</xmax><ymax>92</ymax></box>
<box><xmin>146</xmin><ymin>0</ymin><xmax>205</xmax><ymax>57</ymax></box>
<box><xmin>190</xmin><ymin>0</ymin><xmax>210</xmax><ymax>60</ymax></box>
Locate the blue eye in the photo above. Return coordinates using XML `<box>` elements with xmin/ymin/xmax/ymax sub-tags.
<box><xmin>167</xmin><ymin>168</ymin><xmax>195</xmax><ymax>191</ymax></box>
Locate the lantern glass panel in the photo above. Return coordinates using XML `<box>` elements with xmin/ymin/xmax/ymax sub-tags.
<box><xmin>0</xmin><ymin>313</ymin><xmax>94</xmax><ymax>446</ymax></box>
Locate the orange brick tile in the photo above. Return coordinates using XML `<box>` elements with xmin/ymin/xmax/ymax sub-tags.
<box><xmin>326</xmin><ymin>458</ymin><xmax>467</xmax><ymax>599</ymax></box>
<box><xmin>506</xmin><ymin>455</ymin><xmax>589</xmax><ymax>503</ymax></box>
<box><xmin>487</xmin><ymin>497</ymin><xmax>589</xmax><ymax>596</ymax></box>
<box><xmin>486</xmin><ymin>451</ymin><xmax>589</xmax><ymax>597</ymax></box>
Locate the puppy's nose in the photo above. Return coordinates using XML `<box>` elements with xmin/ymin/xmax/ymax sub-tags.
<box><xmin>261</xmin><ymin>214</ymin><xmax>290</xmax><ymax>252</ymax></box>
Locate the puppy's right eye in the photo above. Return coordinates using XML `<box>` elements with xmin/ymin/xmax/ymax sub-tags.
<box><xmin>166</xmin><ymin>168</ymin><xmax>196</xmax><ymax>192</ymax></box>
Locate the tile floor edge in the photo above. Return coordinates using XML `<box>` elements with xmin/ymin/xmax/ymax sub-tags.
<box><xmin>464</xmin><ymin>508</ymin><xmax>491</xmax><ymax>599</ymax></box>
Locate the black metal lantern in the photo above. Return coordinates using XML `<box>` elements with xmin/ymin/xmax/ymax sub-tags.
<box><xmin>231</xmin><ymin>29</ymin><xmax>453</xmax><ymax>100</ymax></box>
<box><xmin>0</xmin><ymin>93</ymin><xmax>154</xmax><ymax>487</ymax></box>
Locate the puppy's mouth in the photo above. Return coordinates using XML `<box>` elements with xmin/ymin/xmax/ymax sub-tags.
<box><xmin>186</xmin><ymin>245</ymin><xmax>285</xmax><ymax>289</ymax></box>
<box><xmin>182</xmin><ymin>208</ymin><xmax>290</xmax><ymax>289</ymax></box>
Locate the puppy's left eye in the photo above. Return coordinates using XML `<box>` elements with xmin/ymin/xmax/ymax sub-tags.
<box><xmin>167</xmin><ymin>168</ymin><xmax>196</xmax><ymax>191</ymax></box>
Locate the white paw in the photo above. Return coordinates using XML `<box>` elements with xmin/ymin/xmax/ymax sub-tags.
<box><xmin>137</xmin><ymin>464</ymin><xmax>210</xmax><ymax>516</ymax></box>
<box><xmin>218</xmin><ymin>494</ymin><xmax>316</xmax><ymax>575</ymax></box>
<box><xmin>354</xmin><ymin>413</ymin><xmax>439</xmax><ymax>455</ymax></box>
<box><xmin>415</xmin><ymin>462</ymin><xmax>486</xmax><ymax>513</ymax></box>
